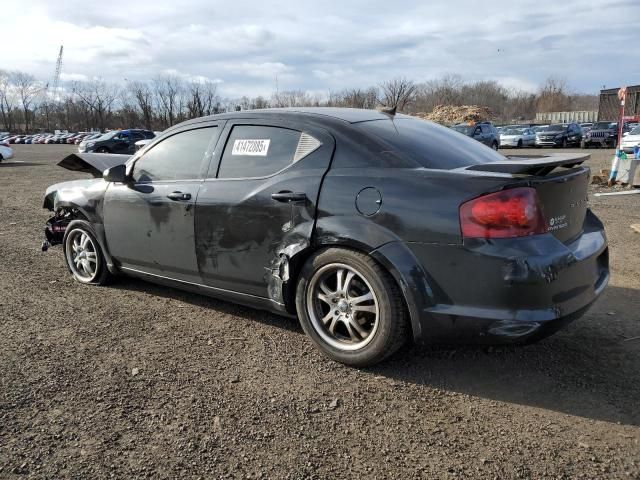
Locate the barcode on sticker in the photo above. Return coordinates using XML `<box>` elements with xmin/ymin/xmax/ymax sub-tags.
<box><xmin>232</xmin><ymin>139</ymin><xmax>270</xmax><ymax>156</ymax></box>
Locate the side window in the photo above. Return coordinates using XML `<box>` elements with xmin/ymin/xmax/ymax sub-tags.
<box><xmin>132</xmin><ymin>127</ymin><xmax>215</xmax><ymax>183</ymax></box>
<box><xmin>217</xmin><ymin>125</ymin><xmax>301</xmax><ymax>179</ymax></box>
<box><xmin>481</xmin><ymin>125</ymin><xmax>491</xmax><ymax>134</ymax></box>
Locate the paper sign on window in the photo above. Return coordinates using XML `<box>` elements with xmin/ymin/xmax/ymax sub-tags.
<box><xmin>232</xmin><ymin>139</ymin><xmax>270</xmax><ymax>156</ymax></box>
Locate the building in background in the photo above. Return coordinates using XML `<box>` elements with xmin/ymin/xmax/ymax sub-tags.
<box><xmin>598</xmin><ymin>85</ymin><xmax>640</xmax><ymax>122</ymax></box>
<box><xmin>535</xmin><ymin>110</ymin><xmax>598</xmax><ymax>123</ymax></box>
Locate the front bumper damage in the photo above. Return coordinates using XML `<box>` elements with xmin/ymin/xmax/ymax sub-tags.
<box><xmin>42</xmin><ymin>209</ymin><xmax>77</xmax><ymax>251</ymax></box>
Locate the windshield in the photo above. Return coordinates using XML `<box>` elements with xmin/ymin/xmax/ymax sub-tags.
<box><xmin>97</xmin><ymin>131</ymin><xmax>118</xmax><ymax>141</ymax></box>
<box><xmin>630</xmin><ymin>126</ymin><xmax>640</xmax><ymax>135</ymax></box>
<box><xmin>451</xmin><ymin>125</ymin><xmax>474</xmax><ymax>135</ymax></box>
<box><xmin>547</xmin><ymin>124</ymin><xmax>566</xmax><ymax>132</ymax></box>
<box><xmin>593</xmin><ymin>122</ymin><xmax>615</xmax><ymax>130</ymax></box>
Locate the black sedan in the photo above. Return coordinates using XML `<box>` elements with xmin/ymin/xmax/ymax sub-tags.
<box><xmin>42</xmin><ymin>108</ymin><xmax>609</xmax><ymax>366</ymax></box>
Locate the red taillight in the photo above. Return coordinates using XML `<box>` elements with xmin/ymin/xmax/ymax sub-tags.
<box><xmin>460</xmin><ymin>187</ymin><xmax>547</xmax><ymax>239</ymax></box>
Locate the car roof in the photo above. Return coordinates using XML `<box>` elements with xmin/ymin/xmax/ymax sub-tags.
<box><xmin>178</xmin><ymin>107</ymin><xmax>402</xmax><ymax>127</ymax></box>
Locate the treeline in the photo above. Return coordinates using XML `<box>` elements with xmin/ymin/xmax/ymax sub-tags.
<box><xmin>0</xmin><ymin>70</ymin><xmax>599</xmax><ymax>133</ymax></box>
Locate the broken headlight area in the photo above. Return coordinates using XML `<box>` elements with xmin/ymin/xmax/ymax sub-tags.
<box><xmin>42</xmin><ymin>209</ymin><xmax>78</xmax><ymax>251</ymax></box>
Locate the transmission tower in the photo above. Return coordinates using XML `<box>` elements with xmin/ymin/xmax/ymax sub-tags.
<box><xmin>51</xmin><ymin>45</ymin><xmax>63</xmax><ymax>103</ymax></box>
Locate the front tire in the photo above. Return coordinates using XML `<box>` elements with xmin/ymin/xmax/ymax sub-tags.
<box><xmin>517</xmin><ymin>139</ymin><xmax>522</xmax><ymax>148</ymax></box>
<box><xmin>295</xmin><ymin>248</ymin><xmax>408</xmax><ymax>367</ymax></box>
<box><xmin>491</xmin><ymin>141</ymin><xmax>499</xmax><ymax>151</ymax></box>
<box><xmin>96</xmin><ymin>146</ymin><xmax>110</xmax><ymax>153</ymax></box>
<box><xmin>63</xmin><ymin>220</ymin><xmax>112</xmax><ymax>285</ymax></box>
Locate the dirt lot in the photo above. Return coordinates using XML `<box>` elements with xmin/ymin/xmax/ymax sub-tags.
<box><xmin>1</xmin><ymin>144</ymin><xmax>639</xmax><ymax>479</ymax></box>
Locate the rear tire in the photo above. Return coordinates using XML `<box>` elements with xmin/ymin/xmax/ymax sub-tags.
<box><xmin>491</xmin><ymin>141</ymin><xmax>499</xmax><ymax>151</ymax></box>
<box><xmin>295</xmin><ymin>248</ymin><xmax>409</xmax><ymax>367</ymax></box>
<box><xmin>62</xmin><ymin>220</ymin><xmax>112</xmax><ymax>285</ymax></box>
<box><xmin>561</xmin><ymin>138</ymin><xmax>567</xmax><ymax>148</ymax></box>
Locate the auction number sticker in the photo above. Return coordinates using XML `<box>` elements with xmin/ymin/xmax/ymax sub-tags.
<box><xmin>232</xmin><ymin>139</ymin><xmax>270</xmax><ymax>156</ymax></box>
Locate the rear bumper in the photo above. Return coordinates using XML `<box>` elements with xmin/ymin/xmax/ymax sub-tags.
<box><xmin>621</xmin><ymin>143</ymin><xmax>639</xmax><ymax>153</ymax></box>
<box><xmin>500</xmin><ymin>139</ymin><xmax>521</xmax><ymax>147</ymax></box>
<box><xmin>406</xmin><ymin>210</ymin><xmax>609</xmax><ymax>344</ymax></box>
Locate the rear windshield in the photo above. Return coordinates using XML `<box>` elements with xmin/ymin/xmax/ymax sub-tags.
<box><xmin>451</xmin><ymin>125</ymin><xmax>474</xmax><ymax>135</ymax></box>
<box><xmin>355</xmin><ymin>117</ymin><xmax>505</xmax><ymax>170</ymax></box>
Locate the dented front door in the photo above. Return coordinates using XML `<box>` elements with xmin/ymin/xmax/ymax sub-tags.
<box><xmin>195</xmin><ymin>120</ymin><xmax>335</xmax><ymax>302</ymax></box>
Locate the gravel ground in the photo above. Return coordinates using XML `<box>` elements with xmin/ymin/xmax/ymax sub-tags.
<box><xmin>1</xmin><ymin>144</ymin><xmax>639</xmax><ymax>479</ymax></box>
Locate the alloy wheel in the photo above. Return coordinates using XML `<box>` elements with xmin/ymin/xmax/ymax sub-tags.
<box><xmin>65</xmin><ymin>229</ymin><xmax>99</xmax><ymax>282</ymax></box>
<box><xmin>306</xmin><ymin>263</ymin><xmax>380</xmax><ymax>351</ymax></box>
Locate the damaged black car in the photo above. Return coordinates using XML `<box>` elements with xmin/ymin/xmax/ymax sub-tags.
<box><xmin>43</xmin><ymin>108</ymin><xmax>609</xmax><ymax>366</ymax></box>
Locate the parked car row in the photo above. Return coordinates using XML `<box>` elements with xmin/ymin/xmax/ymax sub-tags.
<box><xmin>1</xmin><ymin>132</ymin><xmax>102</xmax><ymax>145</ymax></box>
<box><xmin>492</xmin><ymin>122</ymin><xmax>632</xmax><ymax>149</ymax></box>
<box><xmin>1</xmin><ymin>129</ymin><xmax>158</xmax><ymax>153</ymax></box>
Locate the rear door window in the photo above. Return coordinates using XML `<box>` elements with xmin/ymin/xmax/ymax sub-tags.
<box><xmin>216</xmin><ymin>125</ymin><xmax>301</xmax><ymax>178</ymax></box>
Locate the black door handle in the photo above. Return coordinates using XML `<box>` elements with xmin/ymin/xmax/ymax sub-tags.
<box><xmin>167</xmin><ymin>191</ymin><xmax>191</xmax><ymax>201</ymax></box>
<box><xmin>271</xmin><ymin>191</ymin><xmax>307</xmax><ymax>203</ymax></box>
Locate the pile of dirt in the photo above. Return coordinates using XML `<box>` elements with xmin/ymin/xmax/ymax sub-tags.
<box><xmin>413</xmin><ymin>105</ymin><xmax>495</xmax><ymax>125</ymax></box>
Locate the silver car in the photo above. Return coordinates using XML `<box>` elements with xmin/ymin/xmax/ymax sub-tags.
<box><xmin>499</xmin><ymin>127</ymin><xmax>536</xmax><ymax>148</ymax></box>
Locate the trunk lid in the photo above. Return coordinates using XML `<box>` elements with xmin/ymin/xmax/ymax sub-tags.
<box><xmin>465</xmin><ymin>153</ymin><xmax>590</xmax><ymax>243</ymax></box>
<box><xmin>529</xmin><ymin>168</ymin><xmax>589</xmax><ymax>243</ymax></box>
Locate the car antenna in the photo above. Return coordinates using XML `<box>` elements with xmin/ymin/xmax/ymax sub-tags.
<box><xmin>379</xmin><ymin>105</ymin><xmax>397</xmax><ymax>116</ymax></box>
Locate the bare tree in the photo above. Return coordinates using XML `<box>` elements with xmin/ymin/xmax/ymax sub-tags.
<box><xmin>128</xmin><ymin>81</ymin><xmax>154</xmax><ymax>129</ymax></box>
<box><xmin>154</xmin><ymin>75</ymin><xmax>183</xmax><ymax>128</ymax></box>
<box><xmin>13</xmin><ymin>72</ymin><xmax>41</xmax><ymax>132</ymax></box>
<box><xmin>271</xmin><ymin>89</ymin><xmax>318</xmax><ymax>108</ymax></box>
<box><xmin>414</xmin><ymin>74</ymin><xmax>465</xmax><ymax>112</ymax></box>
<box><xmin>380</xmin><ymin>77</ymin><xmax>417</xmax><ymax>111</ymax></box>
<box><xmin>0</xmin><ymin>70</ymin><xmax>17</xmax><ymax>131</ymax></box>
<box><xmin>327</xmin><ymin>87</ymin><xmax>379</xmax><ymax>109</ymax></box>
<box><xmin>536</xmin><ymin>77</ymin><xmax>571</xmax><ymax>113</ymax></box>
<box><xmin>73</xmin><ymin>80</ymin><xmax>119</xmax><ymax>131</ymax></box>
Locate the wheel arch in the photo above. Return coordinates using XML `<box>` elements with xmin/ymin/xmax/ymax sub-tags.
<box><xmin>283</xmin><ymin>239</ymin><xmax>435</xmax><ymax>343</ymax></box>
<box><xmin>48</xmin><ymin>195</ymin><xmax>117</xmax><ymax>274</ymax></box>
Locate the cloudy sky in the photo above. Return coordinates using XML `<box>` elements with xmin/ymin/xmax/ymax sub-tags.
<box><xmin>3</xmin><ymin>0</ymin><xmax>639</xmax><ymax>98</ymax></box>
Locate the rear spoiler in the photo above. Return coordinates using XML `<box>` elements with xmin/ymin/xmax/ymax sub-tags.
<box><xmin>58</xmin><ymin>153</ymin><xmax>131</xmax><ymax>178</ymax></box>
<box><xmin>466</xmin><ymin>153</ymin><xmax>589</xmax><ymax>176</ymax></box>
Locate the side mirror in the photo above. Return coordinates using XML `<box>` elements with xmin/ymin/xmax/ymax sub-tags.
<box><xmin>103</xmin><ymin>164</ymin><xmax>128</xmax><ymax>183</ymax></box>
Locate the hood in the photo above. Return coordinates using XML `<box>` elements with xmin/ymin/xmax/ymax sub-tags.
<box><xmin>58</xmin><ymin>152</ymin><xmax>131</xmax><ymax>178</ymax></box>
<box><xmin>43</xmin><ymin>178</ymin><xmax>104</xmax><ymax>210</ymax></box>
